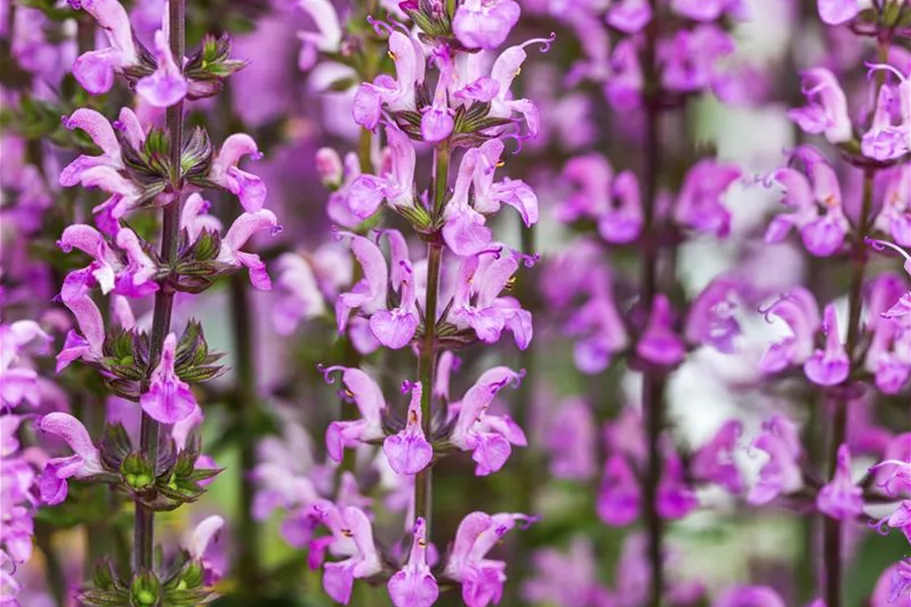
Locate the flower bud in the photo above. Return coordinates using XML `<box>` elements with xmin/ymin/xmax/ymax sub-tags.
<box><xmin>130</xmin><ymin>571</ymin><xmax>162</xmax><ymax>607</ymax></box>
<box><xmin>315</xmin><ymin>148</ymin><xmax>344</xmax><ymax>190</ymax></box>
<box><xmin>121</xmin><ymin>452</ymin><xmax>155</xmax><ymax>491</ymax></box>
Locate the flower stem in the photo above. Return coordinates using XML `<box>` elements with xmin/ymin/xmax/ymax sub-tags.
<box><xmin>823</xmin><ymin>168</ymin><xmax>874</xmax><ymax>607</ymax></box>
<box><xmin>641</xmin><ymin>3</ymin><xmax>666</xmax><ymax>603</ymax></box>
<box><xmin>133</xmin><ymin>0</ymin><xmax>185</xmax><ymax>573</ymax></box>
<box><xmin>415</xmin><ymin>141</ymin><xmax>450</xmax><ymax>536</ymax></box>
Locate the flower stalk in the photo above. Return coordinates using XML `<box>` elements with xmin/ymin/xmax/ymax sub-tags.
<box><xmin>133</xmin><ymin>0</ymin><xmax>186</xmax><ymax>572</ymax></box>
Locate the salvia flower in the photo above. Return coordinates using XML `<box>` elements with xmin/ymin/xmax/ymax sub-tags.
<box><xmin>691</xmin><ymin>419</ymin><xmax>744</xmax><ymax>493</ymax></box>
<box><xmin>296</xmin><ymin>0</ymin><xmax>342</xmax><ymax>71</ymax></box>
<box><xmin>135</xmin><ymin>28</ymin><xmax>189</xmax><ymax>108</ymax></box>
<box><xmin>596</xmin><ymin>453</ymin><xmax>640</xmax><ymax>526</ymax></box>
<box><xmin>383</xmin><ymin>382</ymin><xmax>433</xmax><ymax>476</ymax></box>
<box><xmin>69</xmin><ymin>0</ymin><xmax>140</xmax><ymax>95</ymax></box>
<box><xmin>861</xmin><ymin>65</ymin><xmax>910</xmax><ymax>162</ymax></box>
<box><xmin>788</xmin><ymin>68</ymin><xmax>853</xmax><ymax>144</ymax></box>
<box><xmin>347</xmin><ymin>126</ymin><xmax>416</xmax><ymax>219</ymax></box>
<box><xmin>607</xmin><ymin>0</ymin><xmax>652</xmax><ymax>34</ymax></box>
<box><xmin>37</xmin><ymin>412</ymin><xmax>105</xmax><ymax>505</ymax></box>
<box><xmin>659</xmin><ymin>25</ymin><xmax>734</xmax><ymax>95</ymax></box>
<box><xmin>803</xmin><ymin>303</ymin><xmax>850</xmax><ymax>387</ymax></box>
<box><xmin>0</xmin><ymin>321</ymin><xmax>50</xmax><ymax>408</ymax></box>
<box><xmin>757</xmin><ymin>287</ymin><xmax>822</xmax><ymax>374</ymax></box>
<box><xmin>186</xmin><ymin>515</ymin><xmax>226</xmax><ymax>585</ymax></box>
<box><xmin>352</xmin><ymin>30</ymin><xmax>425</xmax><ymax>130</ymax></box>
<box><xmin>140</xmin><ymin>333</ymin><xmax>197</xmax><ymax>424</ymax></box>
<box><xmin>817</xmin><ymin>0</ymin><xmax>861</xmax><ymax>26</ymax></box>
<box><xmin>685</xmin><ymin>277</ymin><xmax>742</xmax><ymax>354</ymax></box>
<box><xmin>309</xmin><ymin>502</ymin><xmax>383</xmax><ymax>605</ymax></box>
<box><xmin>673</xmin><ymin>159</ymin><xmax>741</xmax><ymax>237</ymax></box>
<box><xmin>209</xmin><ymin>134</ymin><xmax>267</xmax><ymax>213</ymax></box>
<box><xmin>817</xmin><ymin>444</ymin><xmax>864</xmax><ymax>521</ymax></box>
<box><xmin>387</xmin><ymin>517</ymin><xmax>438</xmax><ymax>607</ymax></box>
<box><xmin>215</xmin><ymin>209</ymin><xmax>280</xmax><ymax>290</ymax></box>
<box><xmin>636</xmin><ymin>294</ymin><xmax>685</xmax><ymax>367</ymax></box>
<box><xmin>657</xmin><ymin>450</ymin><xmax>699</xmax><ymax>519</ymax></box>
<box><xmin>321</xmin><ymin>366</ymin><xmax>387</xmax><ymax>461</ymax></box>
<box><xmin>443</xmin><ymin>511</ymin><xmax>535</xmax><ymax>607</ymax></box>
<box><xmin>545</xmin><ymin>397</ymin><xmax>598</xmax><ymax>481</ymax></box>
<box><xmin>449</xmin><ymin>367</ymin><xmax>526</xmax><ymax>476</ymax></box>
<box><xmin>764</xmin><ymin>146</ymin><xmax>849</xmax><ymax>257</ymax></box>
<box><xmin>452</xmin><ymin>0</ymin><xmax>521</xmax><ymax>50</ymax></box>
<box><xmin>874</xmin><ymin>164</ymin><xmax>911</xmax><ymax>247</ymax></box>
<box><xmin>747</xmin><ymin>415</ymin><xmax>803</xmax><ymax>505</ymax></box>
<box><xmin>56</xmin><ymin>268</ymin><xmax>106</xmax><ymax>372</ymax></box>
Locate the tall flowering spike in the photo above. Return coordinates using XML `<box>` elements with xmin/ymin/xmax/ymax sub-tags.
<box><xmin>383</xmin><ymin>382</ymin><xmax>433</xmax><ymax>475</ymax></box>
<box><xmin>37</xmin><ymin>412</ymin><xmax>105</xmax><ymax>505</ymax></box>
<box><xmin>758</xmin><ymin>287</ymin><xmax>822</xmax><ymax>374</ymax></box>
<box><xmin>136</xmin><ymin>29</ymin><xmax>189</xmax><ymax>108</ymax></box>
<box><xmin>803</xmin><ymin>303</ymin><xmax>850</xmax><ymax>387</ymax></box>
<box><xmin>788</xmin><ymin>68</ymin><xmax>853</xmax><ymax>144</ymax></box>
<box><xmin>209</xmin><ymin>134</ymin><xmax>267</xmax><ymax>213</ymax></box>
<box><xmin>691</xmin><ymin>419</ymin><xmax>743</xmax><ymax>493</ymax></box>
<box><xmin>596</xmin><ymin>453</ymin><xmax>640</xmax><ymax>526</ymax></box>
<box><xmin>636</xmin><ymin>294</ymin><xmax>685</xmax><ymax>367</ymax></box>
<box><xmin>453</xmin><ymin>0</ymin><xmax>521</xmax><ymax>50</ymax></box>
<box><xmin>140</xmin><ymin>333</ymin><xmax>198</xmax><ymax>424</ymax></box>
<box><xmin>387</xmin><ymin>518</ymin><xmax>439</xmax><ymax>607</ymax></box>
<box><xmin>747</xmin><ymin>416</ymin><xmax>803</xmax><ymax>505</ymax></box>
<box><xmin>817</xmin><ymin>444</ymin><xmax>864</xmax><ymax>521</ymax></box>
<box><xmin>322</xmin><ymin>366</ymin><xmax>387</xmax><ymax>461</ymax></box>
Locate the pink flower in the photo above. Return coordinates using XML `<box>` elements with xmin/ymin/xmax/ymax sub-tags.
<box><xmin>387</xmin><ymin>518</ymin><xmax>438</xmax><ymax>607</ymax></box>
<box><xmin>691</xmin><ymin>419</ymin><xmax>743</xmax><ymax>493</ymax></box>
<box><xmin>37</xmin><ymin>412</ymin><xmax>104</xmax><ymax>505</ymax></box>
<box><xmin>185</xmin><ymin>515</ymin><xmax>226</xmax><ymax>585</ymax></box>
<box><xmin>56</xmin><ymin>269</ymin><xmax>106</xmax><ymax>372</ymax></box>
<box><xmin>215</xmin><ymin>209</ymin><xmax>280</xmax><ymax>290</ymax></box>
<box><xmin>803</xmin><ymin>304</ymin><xmax>850</xmax><ymax>387</ymax></box>
<box><xmin>747</xmin><ymin>416</ymin><xmax>803</xmax><ymax>505</ymax></box>
<box><xmin>70</xmin><ymin>0</ymin><xmax>139</xmax><ymax>95</ymax></box>
<box><xmin>140</xmin><ymin>333</ymin><xmax>197</xmax><ymax>424</ymax></box>
<box><xmin>59</xmin><ymin>108</ymin><xmax>124</xmax><ymax>188</ymax></box>
<box><xmin>296</xmin><ymin>0</ymin><xmax>342</xmax><ymax>70</ymax></box>
<box><xmin>788</xmin><ymin>68</ymin><xmax>853</xmax><ymax>144</ymax></box>
<box><xmin>209</xmin><ymin>134</ymin><xmax>267</xmax><ymax>213</ymax></box>
<box><xmin>636</xmin><ymin>294</ymin><xmax>685</xmax><ymax>367</ymax></box>
<box><xmin>347</xmin><ymin>126</ymin><xmax>416</xmax><ymax>218</ymax></box>
<box><xmin>596</xmin><ymin>453</ymin><xmax>640</xmax><ymax>526</ymax></box>
<box><xmin>135</xmin><ymin>29</ymin><xmax>188</xmax><ymax>108</ymax></box>
<box><xmin>321</xmin><ymin>366</ymin><xmax>387</xmax><ymax>461</ymax></box>
<box><xmin>453</xmin><ymin>0</ymin><xmax>521</xmax><ymax>50</ymax></box>
<box><xmin>607</xmin><ymin>0</ymin><xmax>652</xmax><ymax>34</ymax></box>
<box><xmin>657</xmin><ymin>451</ymin><xmax>699</xmax><ymax>519</ymax></box>
<box><xmin>443</xmin><ymin>511</ymin><xmax>536</xmax><ymax>607</ymax></box>
<box><xmin>673</xmin><ymin>159</ymin><xmax>741</xmax><ymax>237</ymax></box>
<box><xmin>817</xmin><ymin>444</ymin><xmax>863</xmax><ymax>521</ymax></box>
<box><xmin>449</xmin><ymin>367</ymin><xmax>526</xmax><ymax>476</ymax></box>
<box><xmin>685</xmin><ymin>277</ymin><xmax>742</xmax><ymax>353</ymax></box>
<box><xmin>817</xmin><ymin>0</ymin><xmax>860</xmax><ymax>25</ymax></box>
<box><xmin>309</xmin><ymin>502</ymin><xmax>383</xmax><ymax>605</ymax></box>
<box><xmin>383</xmin><ymin>382</ymin><xmax>433</xmax><ymax>476</ymax></box>
<box><xmin>352</xmin><ymin>31</ymin><xmax>424</xmax><ymax>129</ymax></box>
<box><xmin>758</xmin><ymin>287</ymin><xmax>821</xmax><ymax>374</ymax></box>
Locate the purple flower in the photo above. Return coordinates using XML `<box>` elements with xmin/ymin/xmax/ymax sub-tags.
<box><xmin>449</xmin><ymin>367</ymin><xmax>526</xmax><ymax>476</ymax></box>
<box><xmin>871</xmin><ymin>559</ymin><xmax>911</xmax><ymax>607</ymax></box>
<box><xmin>58</xmin><ymin>108</ymin><xmax>124</xmax><ymax>188</ymax></box>
<box><xmin>135</xmin><ymin>29</ymin><xmax>188</xmax><ymax>108</ymax></box>
<box><xmin>209</xmin><ymin>134</ymin><xmax>267</xmax><ymax>213</ymax></box>
<box><xmin>70</xmin><ymin>0</ymin><xmax>139</xmax><ymax>95</ymax></box>
<box><xmin>558</xmin><ymin>154</ymin><xmax>612</xmax><ymax>222</ymax></box>
<box><xmin>874</xmin><ymin>164</ymin><xmax>911</xmax><ymax>247</ymax></box>
<box><xmin>186</xmin><ymin>515</ymin><xmax>226</xmax><ymax>585</ymax></box>
<box><xmin>56</xmin><ymin>269</ymin><xmax>106</xmax><ymax>372</ymax></box>
<box><xmin>443</xmin><ymin>511</ymin><xmax>535</xmax><ymax>607</ymax></box>
<box><xmin>215</xmin><ymin>209</ymin><xmax>279</xmax><ymax>290</ymax></box>
<box><xmin>757</xmin><ymin>287</ymin><xmax>821</xmax><ymax>374</ymax></box>
<box><xmin>352</xmin><ymin>31</ymin><xmax>425</xmax><ymax>129</ymax></box>
<box><xmin>321</xmin><ymin>366</ymin><xmax>387</xmax><ymax>461</ymax></box>
<box><xmin>273</xmin><ymin>253</ymin><xmax>328</xmax><ymax>336</ymax></box>
<box><xmin>607</xmin><ymin>0</ymin><xmax>652</xmax><ymax>34</ymax></box>
<box><xmin>140</xmin><ymin>333</ymin><xmax>197</xmax><ymax>424</ymax></box>
<box><xmin>0</xmin><ymin>321</ymin><xmax>50</xmax><ymax>409</ymax></box>
<box><xmin>803</xmin><ymin>303</ymin><xmax>850</xmax><ymax>387</ymax></box>
<box><xmin>605</xmin><ymin>39</ymin><xmax>643</xmax><ymax>111</ymax></box>
<box><xmin>598</xmin><ymin>171</ymin><xmax>643</xmax><ymax>244</ymax></box>
<box><xmin>636</xmin><ymin>294</ymin><xmax>685</xmax><ymax>367</ymax></box>
<box><xmin>817</xmin><ymin>0</ymin><xmax>860</xmax><ymax>25</ymax></box>
<box><xmin>453</xmin><ymin>0</ymin><xmax>521</xmax><ymax>50</ymax></box>
<box><xmin>788</xmin><ymin>68</ymin><xmax>853</xmax><ymax>144</ymax></box>
<box><xmin>113</xmin><ymin>228</ymin><xmax>160</xmax><ymax>297</ymax></box>
<box><xmin>521</xmin><ymin>538</ymin><xmax>609</xmax><ymax>607</ymax></box>
<box><xmin>657</xmin><ymin>451</ymin><xmax>699</xmax><ymax>519</ymax></box>
<box><xmin>422</xmin><ymin>48</ymin><xmax>456</xmax><ymax>142</ymax></box>
<box><xmin>296</xmin><ymin>0</ymin><xmax>342</xmax><ymax>70</ymax></box>
<box><xmin>545</xmin><ymin>397</ymin><xmax>597</xmax><ymax>481</ymax></box>
<box><xmin>565</xmin><ymin>280</ymin><xmax>629</xmax><ymax>374</ymax></box>
<box><xmin>671</xmin><ymin>0</ymin><xmax>748</xmax><ymax>21</ymax></box>
<box><xmin>712</xmin><ymin>585</ymin><xmax>786</xmax><ymax>607</ymax></box>
<box><xmin>764</xmin><ymin>147</ymin><xmax>850</xmax><ymax>257</ymax></box>
<box><xmin>450</xmin><ymin>250</ymin><xmax>533</xmax><ymax>350</ymax></box>
<box><xmin>862</xmin><ymin>71</ymin><xmax>910</xmax><ymax>161</ymax></box>
<box><xmin>747</xmin><ymin>415</ymin><xmax>803</xmax><ymax>505</ymax></box>
<box><xmin>347</xmin><ymin>126</ymin><xmax>416</xmax><ymax>218</ymax></box>
<box><xmin>685</xmin><ymin>277</ymin><xmax>742</xmax><ymax>353</ymax></box>
<box><xmin>383</xmin><ymin>382</ymin><xmax>433</xmax><ymax>476</ymax></box>
<box><xmin>870</xmin><ymin>500</ymin><xmax>911</xmax><ymax>544</ymax></box>
<box><xmin>817</xmin><ymin>444</ymin><xmax>863</xmax><ymax>521</ymax></box>
<box><xmin>659</xmin><ymin>25</ymin><xmax>734</xmax><ymax>94</ymax></box>
<box><xmin>336</xmin><ymin>231</ymin><xmax>419</xmax><ymax>349</ymax></box>
<box><xmin>673</xmin><ymin>159</ymin><xmax>741</xmax><ymax>237</ymax></box>
<box><xmin>480</xmin><ymin>37</ymin><xmax>555</xmax><ymax>138</ymax></box>
<box><xmin>37</xmin><ymin>412</ymin><xmax>105</xmax><ymax>505</ymax></box>
<box><xmin>865</xmin><ymin>311</ymin><xmax>911</xmax><ymax>394</ymax></box>
<box><xmin>309</xmin><ymin>502</ymin><xmax>383</xmax><ymax>605</ymax></box>
<box><xmin>596</xmin><ymin>453</ymin><xmax>640</xmax><ymax>526</ymax></box>
<box><xmin>691</xmin><ymin>419</ymin><xmax>743</xmax><ymax>493</ymax></box>
<box><xmin>388</xmin><ymin>518</ymin><xmax>438</xmax><ymax>607</ymax></box>
<box><xmin>180</xmin><ymin>193</ymin><xmax>223</xmax><ymax>242</ymax></box>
